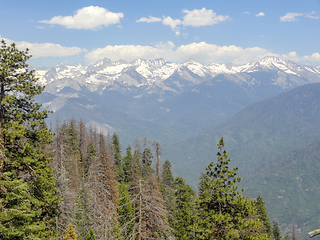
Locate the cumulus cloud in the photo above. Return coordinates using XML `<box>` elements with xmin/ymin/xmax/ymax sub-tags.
<box><xmin>40</xmin><ymin>6</ymin><xmax>123</xmax><ymax>30</ymax></box>
<box><xmin>136</xmin><ymin>8</ymin><xmax>230</xmax><ymax>34</ymax></box>
<box><xmin>255</xmin><ymin>12</ymin><xmax>265</xmax><ymax>17</ymax></box>
<box><xmin>182</xmin><ymin>8</ymin><xmax>231</xmax><ymax>26</ymax></box>
<box><xmin>282</xmin><ymin>51</ymin><xmax>320</xmax><ymax>63</ymax></box>
<box><xmin>85</xmin><ymin>42</ymin><xmax>274</xmax><ymax>65</ymax></box>
<box><xmin>136</xmin><ymin>16</ymin><xmax>162</xmax><ymax>23</ymax></box>
<box><xmin>2</xmin><ymin>37</ymin><xmax>86</xmax><ymax>58</ymax></box>
<box><xmin>280</xmin><ymin>12</ymin><xmax>305</xmax><ymax>22</ymax></box>
<box><xmin>162</xmin><ymin>16</ymin><xmax>182</xmax><ymax>30</ymax></box>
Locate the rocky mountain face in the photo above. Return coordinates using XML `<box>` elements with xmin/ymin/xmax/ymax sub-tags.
<box><xmin>36</xmin><ymin>56</ymin><xmax>320</xmax><ymax>94</ymax></box>
<box><xmin>34</xmin><ymin>56</ymin><xmax>320</xmax><ymax>143</ymax></box>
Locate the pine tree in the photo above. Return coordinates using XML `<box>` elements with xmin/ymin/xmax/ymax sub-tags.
<box><xmin>78</xmin><ymin>118</ymin><xmax>88</xmax><ymax>166</ymax></box>
<box><xmin>141</xmin><ymin>139</ymin><xmax>153</xmax><ymax>179</ymax></box>
<box><xmin>112</xmin><ymin>132</ymin><xmax>124</xmax><ymax>181</ymax></box>
<box><xmin>256</xmin><ymin>195</ymin><xmax>272</xmax><ymax>236</ymax></box>
<box><xmin>161</xmin><ymin>160</ymin><xmax>174</xmax><ymax>188</ymax></box>
<box><xmin>0</xmin><ymin>40</ymin><xmax>60</xmax><ymax>239</ymax></box>
<box><xmin>64</xmin><ymin>223</ymin><xmax>78</xmax><ymax>240</ymax></box>
<box><xmin>117</xmin><ymin>182</ymin><xmax>134</xmax><ymax>238</ymax></box>
<box><xmin>272</xmin><ymin>220</ymin><xmax>282</xmax><ymax>240</ymax></box>
<box><xmin>172</xmin><ymin>177</ymin><xmax>194</xmax><ymax>240</ymax></box>
<box><xmin>192</xmin><ymin>137</ymin><xmax>270</xmax><ymax>240</ymax></box>
<box><xmin>84</xmin><ymin>143</ymin><xmax>95</xmax><ymax>178</ymax></box>
<box><xmin>160</xmin><ymin>160</ymin><xmax>176</xmax><ymax>231</ymax></box>
<box><xmin>123</xmin><ymin>145</ymin><xmax>133</xmax><ymax>183</ymax></box>
<box><xmin>153</xmin><ymin>141</ymin><xmax>162</xmax><ymax>177</ymax></box>
<box><xmin>129</xmin><ymin>151</ymin><xmax>142</xmax><ymax>190</ymax></box>
<box><xmin>73</xmin><ymin>179</ymin><xmax>92</xmax><ymax>240</ymax></box>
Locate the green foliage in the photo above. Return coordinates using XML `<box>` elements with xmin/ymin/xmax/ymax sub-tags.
<box><xmin>73</xmin><ymin>180</ymin><xmax>92</xmax><ymax>240</ymax></box>
<box><xmin>191</xmin><ymin>137</ymin><xmax>270</xmax><ymax>240</ymax></box>
<box><xmin>123</xmin><ymin>145</ymin><xmax>133</xmax><ymax>183</ymax></box>
<box><xmin>0</xmin><ymin>40</ymin><xmax>59</xmax><ymax>239</ymax></box>
<box><xmin>85</xmin><ymin>229</ymin><xmax>95</xmax><ymax>240</ymax></box>
<box><xmin>256</xmin><ymin>195</ymin><xmax>272</xmax><ymax>236</ymax></box>
<box><xmin>128</xmin><ymin>151</ymin><xmax>142</xmax><ymax>188</ymax></box>
<box><xmin>112</xmin><ymin>132</ymin><xmax>124</xmax><ymax>181</ymax></box>
<box><xmin>112</xmin><ymin>132</ymin><xmax>122</xmax><ymax>165</ymax></box>
<box><xmin>84</xmin><ymin>142</ymin><xmax>95</xmax><ymax>177</ymax></box>
<box><xmin>272</xmin><ymin>220</ymin><xmax>282</xmax><ymax>240</ymax></box>
<box><xmin>172</xmin><ymin>177</ymin><xmax>194</xmax><ymax>240</ymax></box>
<box><xmin>64</xmin><ymin>223</ymin><xmax>78</xmax><ymax>240</ymax></box>
<box><xmin>141</xmin><ymin>146</ymin><xmax>153</xmax><ymax>178</ymax></box>
<box><xmin>65</xmin><ymin>119</ymin><xmax>80</xmax><ymax>156</ymax></box>
<box><xmin>117</xmin><ymin>182</ymin><xmax>134</xmax><ymax>238</ymax></box>
<box><xmin>162</xmin><ymin>160</ymin><xmax>174</xmax><ymax>188</ymax></box>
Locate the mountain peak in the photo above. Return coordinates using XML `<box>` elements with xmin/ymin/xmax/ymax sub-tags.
<box><xmin>258</xmin><ymin>56</ymin><xmax>286</xmax><ymax>66</ymax></box>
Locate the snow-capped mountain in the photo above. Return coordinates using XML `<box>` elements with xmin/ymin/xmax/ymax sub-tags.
<box><xmin>35</xmin><ymin>56</ymin><xmax>320</xmax><ymax>95</ymax></box>
<box><xmin>34</xmin><ymin>56</ymin><xmax>320</xmax><ymax>145</ymax></box>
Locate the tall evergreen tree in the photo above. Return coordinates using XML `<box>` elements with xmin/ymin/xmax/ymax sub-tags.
<box><xmin>84</xmin><ymin>142</ymin><xmax>95</xmax><ymax>178</ymax></box>
<box><xmin>153</xmin><ymin>141</ymin><xmax>162</xmax><ymax>177</ymax></box>
<box><xmin>161</xmin><ymin>160</ymin><xmax>174</xmax><ymax>188</ymax></box>
<box><xmin>256</xmin><ymin>195</ymin><xmax>272</xmax><ymax>236</ymax></box>
<box><xmin>117</xmin><ymin>182</ymin><xmax>134</xmax><ymax>238</ymax></box>
<box><xmin>0</xmin><ymin>40</ymin><xmax>60</xmax><ymax>239</ymax></box>
<box><xmin>160</xmin><ymin>160</ymin><xmax>176</xmax><ymax>231</ymax></box>
<box><xmin>191</xmin><ymin>137</ymin><xmax>270</xmax><ymax>240</ymax></box>
<box><xmin>141</xmin><ymin>140</ymin><xmax>153</xmax><ymax>179</ymax></box>
<box><xmin>112</xmin><ymin>132</ymin><xmax>124</xmax><ymax>181</ymax></box>
<box><xmin>272</xmin><ymin>220</ymin><xmax>282</xmax><ymax>240</ymax></box>
<box><xmin>78</xmin><ymin>118</ymin><xmax>88</xmax><ymax>166</ymax></box>
<box><xmin>129</xmin><ymin>151</ymin><xmax>142</xmax><ymax>189</ymax></box>
<box><xmin>73</xmin><ymin>179</ymin><xmax>92</xmax><ymax>240</ymax></box>
<box><xmin>123</xmin><ymin>145</ymin><xmax>133</xmax><ymax>183</ymax></box>
<box><xmin>172</xmin><ymin>177</ymin><xmax>194</xmax><ymax>240</ymax></box>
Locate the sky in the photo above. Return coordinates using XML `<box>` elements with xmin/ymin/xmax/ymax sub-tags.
<box><xmin>1</xmin><ymin>0</ymin><xmax>320</xmax><ymax>67</ymax></box>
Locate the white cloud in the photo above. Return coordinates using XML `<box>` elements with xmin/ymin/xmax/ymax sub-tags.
<box><xmin>40</xmin><ymin>6</ymin><xmax>123</xmax><ymax>30</ymax></box>
<box><xmin>137</xmin><ymin>8</ymin><xmax>230</xmax><ymax>34</ymax></box>
<box><xmin>162</xmin><ymin>16</ymin><xmax>182</xmax><ymax>30</ymax></box>
<box><xmin>243</xmin><ymin>11</ymin><xmax>251</xmax><ymax>15</ymax></box>
<box><xmin>280</xmin><ymin>13</ymin><xmax>304</xmax><ymax>22</ymax></box>
<box><xmin>136</xmin><ymin>16</ymin><xmax>162</xmax><ymax>23</ymax></box>
<box><xmin>2</xmin><ymin>37</ymin><xmax>86</xmax><ymax>58</ymax></box>
<box><xmin>305</xmin><ymin>11</ymin><xmax>319</xmax><ymax>19</ymax></box>
<box><xmin>182</xmin><ymin>8</ymin><xmax>231</xmax><ymax>27</ymax></box>
<box><xmin>162</xmin><ymin>16</ymin><xmax>182</xmax><ymax>35</ymax></box>
<box><xmin>282</xmin><ymin>51</ymin><xmax>320</xmax><ymax>63</ymax></box>
<box><xmin>85</xmin><ymin>42</ymin><xmax>273</xmax><ymax>65</ymax></box>
<box><xmin>255</xmin><ymin>12</ymin><xmax>265</xmax><ymax>17</ymax></box>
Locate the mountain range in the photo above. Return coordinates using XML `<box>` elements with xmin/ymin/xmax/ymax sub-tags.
<box><xmin>33</xmin><ymin>57</ymin><xmax>320</xmax><ymax>238</ymax></box>
<box><xmin>34</xmin><ymin>56</ymin><xmax>320</xmax><ymax>142</ymax></box>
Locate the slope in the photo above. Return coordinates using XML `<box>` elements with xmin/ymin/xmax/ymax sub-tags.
<box><xmin>163</xmin><ymin>83</ymin><xmax>320</xmax><ymax>236</ymax></box>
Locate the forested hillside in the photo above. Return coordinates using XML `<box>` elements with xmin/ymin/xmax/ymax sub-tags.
<box><xmin>164</xmin><ymin>83</ymin><xmax>320</xmax><ymax>238</ymax></box>
<box><xmin>0</xmin><ymin>41</ymin><xmax>287</xmax><ymax>240</ymax></box>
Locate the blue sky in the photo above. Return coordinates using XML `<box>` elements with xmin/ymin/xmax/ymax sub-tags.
<box><xmin>1</xmin><ymin>0</ymin><xmax>319</xmax><ymax>67</ymax></box>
